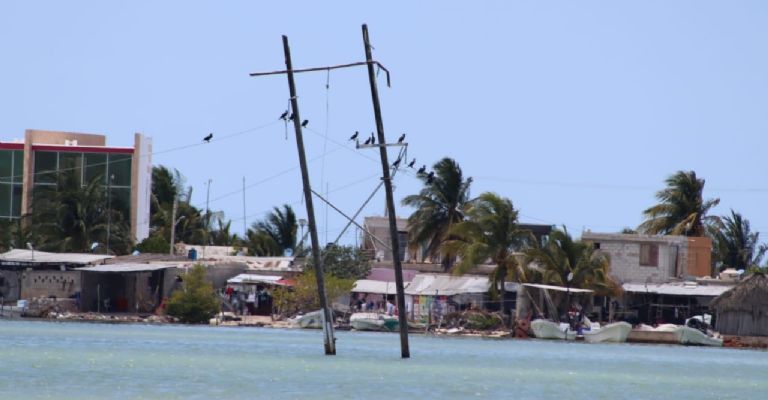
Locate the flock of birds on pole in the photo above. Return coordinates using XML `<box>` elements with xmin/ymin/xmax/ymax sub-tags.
<box><xmin>202</xmin><ymin>110</ymin><xmax>436</xmax><ymax>185</ymax></box>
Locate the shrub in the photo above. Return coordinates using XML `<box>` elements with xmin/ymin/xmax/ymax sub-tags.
<box><xmin>165</xmin><ymin>264</ymin><xmax>219</xmax><ymax>323</ymax></box>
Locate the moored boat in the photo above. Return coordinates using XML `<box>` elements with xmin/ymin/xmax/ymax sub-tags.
<box><xmin>530</xmin><ymin>319</ymin><xmax>576</xmax><ymax>340</ymax></box>
<box><xmin>583</xmin><ymin>321</ymin><xmax>632</xmax><ymax>343</ymax></box>
<box><xmin>350</xmin><ymin>312</ymin><xmax>398</xmax><ymax>332</ymax></box>
<box><xmin>677</xmin><ymin>326</ymin><xmax>723</xmax><ymax>347</ymax></box>
<box><xmin>289</xmin><ymin>310</ymin><xmax>324</xmax><ymax>329</ymax></box>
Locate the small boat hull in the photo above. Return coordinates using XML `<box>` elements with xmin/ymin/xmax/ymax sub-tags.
<box><xmin>531</xmin><ymin>319</ymin><xmax>576</xmax><ymax>340</ymax></box>
<box><xmin>583</xmin><ymin>322</ymin><xmax>632</xmax><ymax>343</ymax></box>
<box><xmin>678</xmin><ymin>326</ymin><xmax>723</xmax><ymax>347</ymax></box>
<box><xmin>350</xmin><ymin>313</ymin><xmax>398</xmax><ymax>332</ymax></box>
<box><xmin>290</xmin><ymin>310</ymin><xmax>324</xmax><ymax>329</ymax></box>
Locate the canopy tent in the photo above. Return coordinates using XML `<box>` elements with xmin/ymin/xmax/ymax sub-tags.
<box><xmin>405</xmin><ymin>274</ymin><xmax>490</xmax><ymax>296</ymax></box>
<box><xmin>352</xmin><ymin>279</ymin><xmax>404</xmax><ymax>295</ymax></box>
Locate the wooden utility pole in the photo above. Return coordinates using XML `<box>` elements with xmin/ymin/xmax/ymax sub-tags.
<box><xmin>282</xmin><ymin>35</ymin><xmax>336</xmax><ymax>355</ymax></box>
<box><xmin>361</xmin><ymin>24</ymin><xmax>410</xmax><ymax>358</ymax></box>
<box><xmin>169</xmin><ymin>195</ymin><xmax>178</xmax><ymax>255</ymax></box>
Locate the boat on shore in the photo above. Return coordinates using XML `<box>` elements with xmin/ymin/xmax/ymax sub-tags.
<box><xmin>583</xmin><ymin>321</ymin><xmax>632</xmax><ymax>343</ymax></box>
<box><xmin>531</xmin><ymin>319</ymin><xmax>577</xmax><ymax>340</ymax></box>
<box><xmin>289</xmin><ymin>310</ymin><xmax>324</xmax><ymax>329</ymax></box>
<box><xmin>677</xmin><ymin>326</ymin><xmax>723</xmax><ymax>347</ymax></box>
<box><xmin>350</xmin><ymin>312</ymin><xmax>398</xmax><ymax>332</ymax></box>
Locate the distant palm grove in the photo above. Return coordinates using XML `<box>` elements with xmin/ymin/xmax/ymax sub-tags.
<box><xmin>1</xmin><ymin>160</ymin><xmax>766</xmax><ymax>288</ymax></box>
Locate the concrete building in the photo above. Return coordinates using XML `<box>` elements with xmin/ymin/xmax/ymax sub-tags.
<box><xmin>581</xmin><ymin>232</ymin><xmax>712</xmax><ymax>284</ymax></box>
<box><xmin>0</xmin><ymin>129</ymin><xmax>152</xmax><ymax>241</ymax></box>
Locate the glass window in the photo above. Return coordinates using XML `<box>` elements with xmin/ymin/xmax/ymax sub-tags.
<box><xmin>11</xmin><ymin>184</ymin><xmax>22</xmax><ymax>217</ymax></box>
<box><xmin>34</xmin><ymin>151</ymin><xmax>58</xmax><ymax>184</ymax></box>
<box><xmin>0</xmin><ymin>184</ymin><xmax>10</xmax><ymax>217</ymax></box>
<box><xmin>12</xmin><ymin>150</ymin><xmax>23</xmax><ymax>183</ymax></box>
<box><xmin>108</xmin><ymin>154</ymin><xmax>132</xmax><ymax>187</ymax></box>
<box><xmin>640</xmin><ymin>244</ymin><xmax>659</xmax><ymax>267</ymax></box>
<box><xmin>84</xmin><ymin>153</ymin><xmax>107</xmax><ymax>185</ymax></box>
<box><xmin>110</xmin><ymin>187</ymin><xmax>131</xmax><ymax>221</ymax></box>
<box><xmin>0</xmin><ymin>150</ymin><xmax>11</xmax><ymax>183</ymax></box>
<box><xmin>58</xmin><ymin>152</ymin><xmax>83</xmax><ymax>186</ymax></box>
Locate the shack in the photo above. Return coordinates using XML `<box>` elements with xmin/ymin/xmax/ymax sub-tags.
<box><xmin>226</xmin><ymin>273</ymin><xmax>291</xmax><ymax>315</ymax></box>
<box><xmin>76</xmin><ymin>263</ymin><xmax>175</xmax><ymax>313</ymax></box>
<box><xmin>619</xmin><ymin>281</ymin><xmax>732</xmax><ymax>325</ymax></box>
<box><xmin>711</xmin><ymin>273</ymin><xmax>768</xmax><ymax>337</ymax></box>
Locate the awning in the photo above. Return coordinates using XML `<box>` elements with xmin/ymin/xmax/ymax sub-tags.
<box><xmin>352</xmin><ymin>279</ymin><xmax>404</xmax><ymax>295</ymax></box>
<box><xmin>622</xmin><ymin>282</ymin><xmax>732</xmax><ymax>297</ymax></box>
<box><xmin>405</xmin><ymin>274</ymin><xmax>490</xmax><ymax>296</ymax></box>
<box><xmin>75</xmin><ymin>264</ymin><xmax>173</xmax><ymax>273</ymax></box>
<box><xmin>522</xmin><ymin>283</ymin><xmax>594</xmax><ymax>293</ymax></box>
<box><xmin>0</xmin><ymin>249</ymin><xmax>113</xmax><ymax>265</ymax></box>
<box><xmin>227</xmin><ymin>274</ymin><xmax>285</xmax><ymax>285</ymax></box>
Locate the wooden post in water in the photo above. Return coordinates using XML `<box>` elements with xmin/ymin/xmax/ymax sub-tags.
<box><xmin>361</xmin><ymin>24</ymin><xmax>410</xmax><ymax>358</ymax></box>
<box><xmin>282</xmin><ymin>34</ymin><xmax>336</xmax><ymax>355</ymax></box>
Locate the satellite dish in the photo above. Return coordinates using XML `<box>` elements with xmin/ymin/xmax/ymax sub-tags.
<box><xmin>91</xmin><ymin>242</ymin><xmax>100</xmax><ymax>251</ymax></box>
<box><xmin>283</xmin><ymin>248</ymin><xmax>294</xmax><ymax>257</ymax></box>
<box><xmin>132</xmin><ymin>250</ymin><xmax>141</xmax><ymax>256</ymax></box>
<box><xmin>567</xmin><ymin>272</ymin><xmax>574</xmax><ymax>282</ymax></box>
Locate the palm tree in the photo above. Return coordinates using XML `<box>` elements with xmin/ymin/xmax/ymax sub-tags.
<box><xmin>638</xmin><ymin>170</ymin><xmax>720</xmax><ymax>236</ymax></box>
<box><xmin>401</xmin><ymin>157</ymin><xmax>472</xmax><ymax>270</ymax></box>
<box><xmin>524</xmin><ymin>227</ymin><xmax>619</xmax><ymax>297</ymax></box>
<box><xmin>246</xmin><ymin>204</ymin><xmax>297</xmax><ymax>256</ymax></box>
<box><xmin>31</xmin><ymin>170</ymin><xmax>131</xmax><ymax>254</ymax></box>
<box><xmin>444</xmin><ymin>193</ymin><xmax>533</xmax><ymax>315</ymax></box>
<box><xmin>711</xmin><ymin>210</ymin><xmax>767</xmax><ymax>272</ymax></box>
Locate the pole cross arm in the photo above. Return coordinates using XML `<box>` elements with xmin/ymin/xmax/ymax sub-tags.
<box><xmin>249</xmin><ymin>60</ymin><xmax>391</xmax><ymax>87</ymax></box>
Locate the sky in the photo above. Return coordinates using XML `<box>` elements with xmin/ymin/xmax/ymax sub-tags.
<box><xmin>1</xmin><ymin>1</ymin><xmax>767</xmax><ymax>245</ymax></box>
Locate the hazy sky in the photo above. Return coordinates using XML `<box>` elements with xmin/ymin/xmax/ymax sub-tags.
<box><xmin>2</xmin><ymin>1</ymin><xmax>767</xmax><ymax>245</ymax></box>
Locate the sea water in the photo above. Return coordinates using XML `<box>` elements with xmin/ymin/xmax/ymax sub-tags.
<box><xmin>0</xmin><ymin>320</ymin><xmax>765</xmax><ymax>400</ymax></box>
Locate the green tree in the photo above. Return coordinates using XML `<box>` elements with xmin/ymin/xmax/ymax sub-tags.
<box><xmin>638</xmin><ymin>170</ymin><xmax>720</xmax><ymax>236</ymax></box>
<box><xmin>524</xmin><ymin>227</ymin><xmax>619</xmax><ymax>296</ymax></box>
<box><xmin>444</xmin><ymin>193</ymin><xmax>533</xmax><ymax>315</ymax></box>
<box><xmin>304</xmin><ymin>244</ymin><xmax>372</xmax><ymax>279</ymax></box>
<box><xmin>30</xmin><ymin>170</ymin><xmax>131</xmax><ymax>254</ymax></box>
<box><xmin>276</xmin><ymin>271</ymin><xmax>354</xmax><ymax>314</ymax></box>
<box><xmin>165</xmin><ymin>264</ymin><xmax>219</xmax><ymax>323</ymax></box>
<box><xmin>246</xmin><ymin>204</ymin><xmax>297</xmax><ymax>256</ymax></box>
<box><xmin>711</xmin><ymin>210</ymin><xmax>767</xmax><ymax>272</ymax></box>
<box><xmin>135</xmin><ymin>234</ymin><xmax>170</xmax><ymax>254</ymax></box>
<box><xmin>402</xmin><ymin>157</ymin><xmax>472</xmax><ymax>270</ymax></box>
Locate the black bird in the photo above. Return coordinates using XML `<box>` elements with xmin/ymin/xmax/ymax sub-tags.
<box><xmin>370</xmin><ymin>132</ymin><xmax>375</xmax><ymax>145</ymax></box>
<box><xmin>426</xmin><ymin>171</ymin><xmax>435</xmax><ymax>184</ymax></box>
<box><xmin>349</xmin><ymin>131</ymin><xmax>359</xmax><ymax>141</ymax></box>
<box><xmin>407</xmin><ymin>158</ymin><xmax>416</xmax><ymax>168</ymax></box>
<box><xmin>416</xmin><ymin>165</ymin><xmax>426</xmax><ymax>174</ymax></box>
<box><xmin>398</xmin><ymin>133</ymin><xmax>406</xmax><ymax>143</ymax></box>
<box><xmin>363</xmin><ymin>137</ymin><xmax>372</xmax><ymax>145</ymax></box>
<box><xmin>301</xmin><ymin>120</ymin><xmax>309</xmax><ymax>128</ymax></box>
<box><xmin>288</xmin><ymin>113</ymin><xmax>295</xmax><ymax>121</ymax></box>
<box><xmin>279</xmin><ymin>110</ymin><xmax>289</xmax><ymax>120</ymax></box>
<box><xmin>392</xmin><ymin>157</ymin><xmax>402</xmax><ymax>168</ymax></box>
<box><xmin>203</xmin><ymin>133</ymin><xmax>213</xmax><ymax>143</ymax></box>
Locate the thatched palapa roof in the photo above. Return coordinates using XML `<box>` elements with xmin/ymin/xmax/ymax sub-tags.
<box><xmin>710</xmin><ymin>272</ymin><xmax>768</xmax><ymax>313</ymax></box>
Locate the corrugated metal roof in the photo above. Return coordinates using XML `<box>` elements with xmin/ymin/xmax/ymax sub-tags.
<box><xmin>0</xmin><ymin>249</ymin><xmax>113</xmax><ymax>265</ymax></box>
<box><xmin>405</xmin><ymin>274</ymin><xmax>490</xmax><ymax>296</ymax></box>
<box><xmin>522</xmin><ymin>283</ymin><xmax>594</xmax><ymax>293</ymax></box>
<box><xmin>622</xmin><ymin>282</ymin><xmax>732</xmax><ymax>297</ymax></box>
<box><xmin>352</xmin><ymin>279</ymin><xmax>404</xmax><ymax>295</ymax></box>
<box><xmin>227</xmin><ymin>274</ymin><xmax>285</xmax><ymax>285</ymax></box>
<box><xmin>75</xmin><ymin>263</ymin><xmax>173</xmax><ymax>273</ymax></box>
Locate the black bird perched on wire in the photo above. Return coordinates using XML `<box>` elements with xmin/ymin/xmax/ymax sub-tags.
<box><xmin>398</xmin><ymin>133</ymin><xmax>406</xmax><ymax>143</ymax></box>
<box><xmin>279</xmin><ymin>110</ymin><xmax>289</xmax><ymax>121</ymax></box>
<box><xmin>407</xmin><ymin>158</ymin><xmax>416</xmax><ymax>168</ymax></box>
<box><xmin>417</xmin><ymin>165</ymin><xmax>426</xmax><ymax>175</ymax></box>
<box><xmin>203</xmin><ymin>133</ymin><xmax>213</xmax><ymax>143</ymax></box>
<box><xmin>392</xmin><ymin>157</ymin><xmax>402</xmax><ymax>168</ymax></box>
<box><xmin>370</xmin><ymin>132</ymin><xmax>375</xmax><ymax>145</ymax></box>
<box><xmin>426</xmin><ymin>171</ymin><xmax>435</xmax><ymax>184</ymax></box>
<box><xmin>349</xmin><ymin>131</ymin><xmax>359</xmax><ymax>141</ymax></box>
<box><xmin>301</xmin><ymin>120</ymin><xmax>309</xmax><ymax>128</ymax></box>
<box><xmin>288</xmin><ymin>113</ymin><xmax>295</xmax><ymax>121</ymax></box>
<box><xmin>363</xmin><ymin>137</ymin><xmax>372</xmax><ymax>145</ymax></box>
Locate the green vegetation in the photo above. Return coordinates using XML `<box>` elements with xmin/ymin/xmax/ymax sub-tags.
<box><xmin>165</xmin><ymin>264</ymin><xmax>219</xmax><ymax>323</ymax></box>
<box><xmin>638</xmin><ymin>170</ymin><xmax>720</xmax><ymax>236</ymax></box>
<box><xmin>272</xmin><ymin>271</ymin><xmax>354</xmax><ymax>316</ymax></box>
<box><xmin>246</xmin><ymin>204</ymin><xmax>297</xmax><ymax>256</ymax></box>
<box><xmin>305</xmin><ymin>244</ymin><xmax>372</xmax><ymax>280</ymax></box>
<box><xmin>711</xmin><ymin>210</ymin><xmax>767</xmax><ymax>272</ymax></box>
<box><xmin>402</xmin><ymin>157</ymin><xmax>472</xmax><ymax>270</ymax></box>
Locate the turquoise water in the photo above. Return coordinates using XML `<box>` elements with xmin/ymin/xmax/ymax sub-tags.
<box><xmin>1</xmin><ymin>320</ymin><xmax>766</xmax><ymax>399</ymax></box>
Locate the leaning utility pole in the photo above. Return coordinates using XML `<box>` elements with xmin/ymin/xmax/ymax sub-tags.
<box><xmin>282</xmin><ymin>35</ymin><xmax>336</xmax><ymax>355</ymax></box>
<box><xmin>361</xmin><ymin>24</ymin><xmax>410</xmax><ymax>358</ymax></box>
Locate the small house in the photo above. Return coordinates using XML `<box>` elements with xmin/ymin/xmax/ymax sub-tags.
<box><xmin>711</xmin><ymin>273</ymin><xmax>768</xmax><ymax>337</ymax></box>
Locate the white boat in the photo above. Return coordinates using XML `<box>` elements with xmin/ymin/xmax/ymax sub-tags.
<box><xmin>530</xmin><ymin>319</ymin><xmax>576</xmax><ymax>340</ymax></box>
<box><xmin>350</xmin><ymin>312</ymin><xmax>398</xmax><ymax>332</ymax></box>
<box><xmin>289</xmin><ymin>310</ymin><xmax>324</xmax><ymax>329</ymax></box>
<box><xmin>677</xmin><ymin>326</ymin><xmax>723</xmax><ymax>347</ymax></box>
<box><xmin>583</xmin><ymin>322</ymin><xmax>632</xmax><ymax>343</ymax></box>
